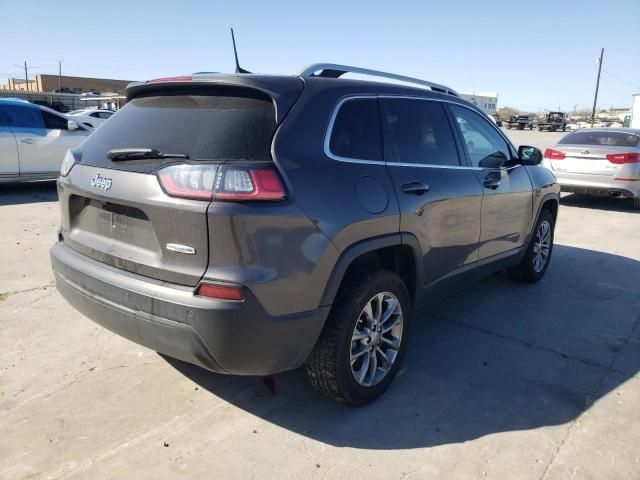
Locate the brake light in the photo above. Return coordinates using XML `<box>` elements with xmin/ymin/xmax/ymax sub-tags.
<box><xmin>606</xmin><ymin>153</ymin><xmax>640</xmax><ymax>164</ymax></box>
<box><xmin>195</xmin><ymin>283</ymin><xmax>244</xmax><ymax>301</ymax></box>
<box><xmin>544</xmin><ymin>149</ymin><xmax>565</xmax><ymax>160</ymax></box>
<box><xmin>157</xmin><ymin>164</ymin><xmax>286</xmax><ymax>201</ymax></box>
<box><xmin>158</xmin><ymin>164</ymin><xmax>216</xmax><ymax>200</ymax></box>
<box><xmin>213</xmin><ymin>166</ymin><xmax>286</xmax><ymax>201</ymax></box>
<box><xmin>148</xmin><ymin>76</ymin><xmax>192</xmax><ymax>84</ymax></box>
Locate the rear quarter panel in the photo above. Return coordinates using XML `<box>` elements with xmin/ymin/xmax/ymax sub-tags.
<box><xmin>216</xmin><ymin>80</ymin><xmax>402</xmax><ymax>315</ymax></box>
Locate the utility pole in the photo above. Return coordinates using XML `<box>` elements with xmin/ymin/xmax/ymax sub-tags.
<box><xmin>591</xmin><ymin>48</ymin><xmax>604</xmax><ymax>127</ymax></box>
<box><xmin>24</xmin><ymin>61</ymin><xmax>29</xmax><ymax>93</ymax></box>
<box><xmin>58</xmin><ymin>60</ymin><xmax>62</xmax><ymax>92</ymax></box>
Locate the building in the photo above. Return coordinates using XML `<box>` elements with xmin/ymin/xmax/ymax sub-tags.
<box><xmin>1</xmin><ymin>74</ymin><xmax>132</xmax><ymax>95</ymax></box>
<box><xmin>460</xmin><ymin>92</ymin><xmax>498</xmax><ymax>116</ymax></box>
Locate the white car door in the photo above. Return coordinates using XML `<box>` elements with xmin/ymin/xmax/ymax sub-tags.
<box><xmin>0</xmin><ymin>107</ymin><xmax>19</xmax><ymax>175</ymax></box>
<box><xmin>9</xmin><ymin>106</ymin><xmax>88</xmax><ymax>174</ymax></box>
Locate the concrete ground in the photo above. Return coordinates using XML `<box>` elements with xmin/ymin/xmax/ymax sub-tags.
<box><xmin>1</xmin><ymin>130</ymin><xmax>639</xmax><ymax>479</ymax></box>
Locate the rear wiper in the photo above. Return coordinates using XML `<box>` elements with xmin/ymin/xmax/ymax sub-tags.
<box><xmin>107</xmin><ymin>148</ymin><xmax>189</xmax><ymax>161</ymax></box>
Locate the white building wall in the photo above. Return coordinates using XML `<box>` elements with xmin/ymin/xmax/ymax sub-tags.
<box><xmin>460</xmin><ymin>92</ymin><xmax>498</xmax><ymax>115</ymax></box>
<box><xmin>632</xmin><ymin>94</ymin><xmax>640</xmax><ymax>128</ymax></box>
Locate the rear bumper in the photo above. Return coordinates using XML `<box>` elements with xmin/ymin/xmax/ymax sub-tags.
<box><xmin>560</xmin><ymin>184</ymin><xmax>636</xmax><ymax>198</ymax></box>
<box><xmin>551</xmin><ymin>172</ymin><xmax>640</xmax><ymax>198</ymax></box>
<box><xmin>51</xmin><ymin>242</ymin><xmax>329</xmax><ymax>375</ymax></box>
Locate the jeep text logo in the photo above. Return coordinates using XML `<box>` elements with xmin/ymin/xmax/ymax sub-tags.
<box><xmin>90</xmin><ymin>173</ymin><xmax>112</xmax><ymax>191</ymax></box>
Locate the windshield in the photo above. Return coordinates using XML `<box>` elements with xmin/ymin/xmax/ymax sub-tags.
<box><xmin>559</xmin><ymin>131</ymin><xmax>640</xmax><ymax>147</ymax></box>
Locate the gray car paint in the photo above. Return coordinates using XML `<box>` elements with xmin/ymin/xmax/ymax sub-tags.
<box><xmin>51</xmin><ymin>73</ymin><xmax>560</xmax><ymax>375</ymax></box>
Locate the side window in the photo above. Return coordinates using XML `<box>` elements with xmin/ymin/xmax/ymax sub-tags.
<box><xmin>6</xmin><ymin>106</ymin><xmax>44</xmax><ymax>128</ymax></box>
<box><xmin>449</xmin><ymin>105</ymin><xmax>511</xmax><ymax>168</ymax></box>
<box><xmin>383</xmin><ymin>99</ymin><xmax>460</xmax><ymax>166</ymax></box>
<box><xmin>0</xmin><ymin>107</ymin><xmax>8</xmax><ymax>127</ymax></box>
<box><xmin>99</xmin><ymin>112</ymin><xmax>113</xmax><ymax>119</ymax></box>
<box><xmin>42</xmin><ymin>111</ymin><xmax>69</xmax><ymax>130</ymax></box>
<box><xmin>328</xmin><ymin>98</ymin><xmax>381</xmax><ymax>161</ymax></box>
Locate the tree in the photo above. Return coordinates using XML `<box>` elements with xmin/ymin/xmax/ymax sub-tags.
<box><xmin>497</xmin><ymin>106</ymin><xmax>520</xmax><ymax>119</ymax></box>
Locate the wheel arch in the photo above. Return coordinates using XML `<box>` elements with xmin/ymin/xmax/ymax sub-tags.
<box><xmin>319</xmin><ymin>233</ymin><xmax>422</xmax><ymax>308</ymax></box>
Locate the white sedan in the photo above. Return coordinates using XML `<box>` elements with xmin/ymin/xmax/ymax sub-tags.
<box><xmin>0</xmin><ymin>98</ymin><xmax>91</xmax><ymax>183</ymax></box>
<box><xmin>67</xmin><ymin>108</ymin><xmax>115</xmax><ymax>128</ymax></box>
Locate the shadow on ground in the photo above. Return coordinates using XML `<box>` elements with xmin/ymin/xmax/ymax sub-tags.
<box><xmin>0</xmin><ymin>181</ymin><xmax>58</xmax><ymax>206</ymax></box>
<box><xmin>561</xmin><ymin>192</ymin><xmax>638</xmax><ymax>213</ymax></box>
<box><xmin>166</xmin><ymin>246</ymin><xmax>640</xmax><ymax>450</ymax></box>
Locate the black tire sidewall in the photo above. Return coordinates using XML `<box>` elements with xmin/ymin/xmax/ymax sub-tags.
<box><xmin>334</xmin><ymin>271</ymin><xmax>411</xmax><ymax>405</ymax></box>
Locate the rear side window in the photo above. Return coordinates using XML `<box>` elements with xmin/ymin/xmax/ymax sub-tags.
<box><xmin>79</xmin><ymin>89</ymin><xmax>277</xmax><ymax>169</ymax></box>
<box><xmin>4</xmin><ymin>106</ymin><xmax>43</xmax><ymax>128</ymax></box>
<box><xmin>383</xmin><ymin>98</ymin><xmax>460</xmax><ymax>166</ymax></box>
<box><xmin>559</xmin><ymin>131</ymin><xmax>640</xmax><ymax>147</ymax></box>
<box><xmin>328</xmin><ymin>98</ymin><xmax>381</xmax><ymax>161</ymax></box>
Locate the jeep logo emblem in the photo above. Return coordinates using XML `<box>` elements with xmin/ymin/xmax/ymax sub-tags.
<box><xmin>90</xmin><ymin>173</ymin><xmax>112</xmax><ymax>191</ymax></box>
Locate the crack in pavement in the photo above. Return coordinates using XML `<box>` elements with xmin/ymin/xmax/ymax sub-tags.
<box><xmin>0</xmin><ymin>282</ymin><xmax>55</xmax><ymax>299</ymax></box>
<box><xmin>538</xmin><ymin>313</ymin><xmax>640</xmax><ymax>480</ymax></box>
<box><xmin>431</xmin><ymin>311</ymin><xmax>640</xmax><ymax>480</ymax></box>
<box><xmin>430</xmin><ymin>312</ymin><xmax>626</xmax><ymax>375</ymax></box>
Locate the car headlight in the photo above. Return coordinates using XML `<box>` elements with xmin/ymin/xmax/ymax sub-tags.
<box><xmin>60</xmin><ymin>149</ymin><xmax>79</xmax><ymax>177</ymax></box>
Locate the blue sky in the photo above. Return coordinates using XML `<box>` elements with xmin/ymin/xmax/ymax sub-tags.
<box><xmin>1</xmin><ymin>0</ymin><xmax>638</xmax><ymax>111</ymax></box>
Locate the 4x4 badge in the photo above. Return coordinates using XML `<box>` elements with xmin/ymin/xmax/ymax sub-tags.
<box><xmin>90</xmin><ymin>173</ymin><xmax>112</xmax><ymax>191</ymax></box>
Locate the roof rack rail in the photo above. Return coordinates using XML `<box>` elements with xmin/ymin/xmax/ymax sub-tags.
<box><xmin>298</xmin><ymin>63</ymin><xmax>458</xmax><ymax>96</ymax></box>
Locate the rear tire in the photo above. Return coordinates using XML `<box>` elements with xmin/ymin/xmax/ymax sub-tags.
<box><xmin>634</xmin><ymin>197</ymin><xmax>640</xmax><ymax>210</ymax></box>
<box><xmin>509</xmin><ymin>209</ymin><xmax>555</xmax><ymax>283</ymax></box>
<box><xmin>306</xmin><ymin>269</ymin><xmax>411</xmax><ymax>406</ymax></box>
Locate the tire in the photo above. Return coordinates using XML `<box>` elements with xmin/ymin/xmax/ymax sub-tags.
<box><xmin>508</xmin><ymin>208</ymin><xmax>555</xmax><ymax>283</ymax></box>
<box><xmin>306</xmin><ymin>269</ymin><xmax>411</xmax><ymax>406</ymax></box>
<box><xmin>634</xmin><ymin>197</ymin><xmax>640</xmax><ymax>210</ymax></box>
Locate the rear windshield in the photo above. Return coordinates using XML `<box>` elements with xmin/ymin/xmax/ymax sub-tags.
<box><xmin>559</xmin><ymin>131</ymin><xmax>640</xmax><ymax>147</ymax></box>
<box><xmin>79</xmin><ymin>89</ymin><xmax>277</xmax><ymax>170</ymax></box>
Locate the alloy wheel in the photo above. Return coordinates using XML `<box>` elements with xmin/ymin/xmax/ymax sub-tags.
<box><xmin>532</xmin><ymin>220</ymin><xmax>551</xmax><ymax>272</ymax></box>
<box><xmin>350</xmin><ymin>292</ymin><xmax>403</xmax><ymax>387</ymax></box>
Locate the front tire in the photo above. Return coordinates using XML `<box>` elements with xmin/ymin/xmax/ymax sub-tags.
<box><xmin>509</xmin><ymin>209</ymin><xmax>555</xmax><ymax>283</ymax></box>
<box><xmin>306</xmin><ymin>269</ymin><xmax>411</xmax><ymax>405</ymax></box>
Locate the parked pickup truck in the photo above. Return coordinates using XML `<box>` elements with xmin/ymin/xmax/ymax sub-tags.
<box><xmin>537</xmin><ymin>112</ymin><xmax>567</xmax><ymax>132</ymax></box>
<box><xmin>505</xmin><ymin>115</ymin><xmax>535</xmax><ymax>130</ymax></box>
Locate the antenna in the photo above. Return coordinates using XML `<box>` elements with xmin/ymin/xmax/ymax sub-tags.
<box><xmin>230</xmin><ymin>28</ymin><xmax>251</xmax><ymax>74</ymax></box>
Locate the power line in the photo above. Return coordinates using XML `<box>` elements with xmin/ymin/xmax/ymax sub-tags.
<box><xmin>600</xmin><ymin>68</ymin><xmax>640</xmax><ymax>89</ymax></box>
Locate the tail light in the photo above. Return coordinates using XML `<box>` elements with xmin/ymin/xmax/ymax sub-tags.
<box><xmin>157</xmin><ymin>164</ymin><xmax>286</xmax><ymax>201</ymax></box>
<box><xmin>544</xmin><ymin>149</ymin><xmax>565</xmax><ymax>160</ymax></box>
<box><xmin>60</xmin><ymin>149</ymin><xmax>79</xmax><ymax>177</ymax></box>
<box><xmin>606</xmin><ymin>153</ymin><xmax>640</xmax><ymax>164</ymax></box>
<box><xmin>195</xmin><ymin>283</ymin><xmax>244</xmax><ymax>301</ymax></box>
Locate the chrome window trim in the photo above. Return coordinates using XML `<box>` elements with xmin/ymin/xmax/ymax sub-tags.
<box><xmin>323</xmin><ymin>94</ymin><xmax>511</xmax><ymax>170</ymax></box>
<box><xmin>323</xmin><ymin>95</ymin><xmax>385</xmax><ymax>165</ymax></box>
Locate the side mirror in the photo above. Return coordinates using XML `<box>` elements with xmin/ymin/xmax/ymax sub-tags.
<box><xmin>67</xmin><ymin>120</ymin><xmax>78</xmax><ymax>131</ymax></box>
<box><xmin>518</xmin><ymin>145</ymin><xmax>542</xmax><ymax>165</ymax></box>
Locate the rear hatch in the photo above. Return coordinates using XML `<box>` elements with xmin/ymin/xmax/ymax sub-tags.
<box><xmin>60</xmin><ymin>79</ymin><xmax>302</xmax><ymax>286</ymax></box>
<box><xmin>548</xmin><ymin>130</ymin><xmax>640</xmax><ymax>175</ymax></box>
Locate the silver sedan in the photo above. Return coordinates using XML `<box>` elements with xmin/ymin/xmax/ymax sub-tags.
<box><xmin>542</xmin><ymin>128</ymin><xmax>640</xmax><ymax>209</ymax></box>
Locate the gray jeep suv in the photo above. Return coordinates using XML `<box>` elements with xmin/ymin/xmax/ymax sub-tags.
<box><xmin>51</xmin><ymin>64</ymin><xmax>560</xmax><ymax>405</ymax></box>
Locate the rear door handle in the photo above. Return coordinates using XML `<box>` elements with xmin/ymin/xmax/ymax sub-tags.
<box><xmin>20</xmin><ymin>138</ymin><xmax>36</xmax><ymax>145</ymax></box>
<box><xmin>483</xmin><ymin>174</ymin><xmax>501</xmax><ymax>190</ymax></box>
<box><xmin>401</xmin><ymin>182</ymin><xmax>430</xmax><ymax>195</ymax></box>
